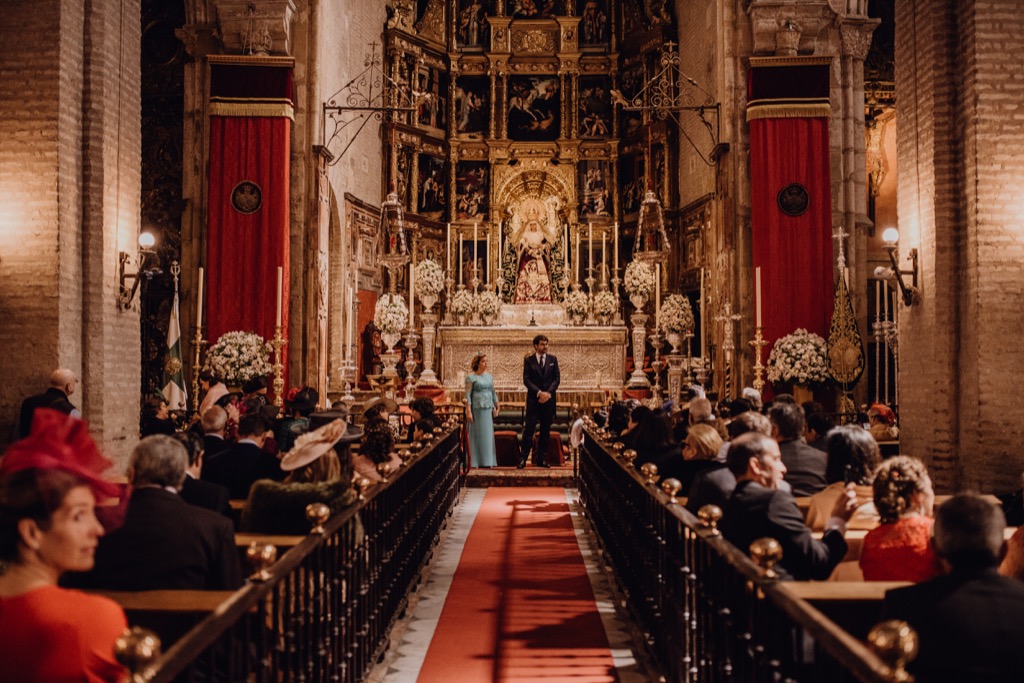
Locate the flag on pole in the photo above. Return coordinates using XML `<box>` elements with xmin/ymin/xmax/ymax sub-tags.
<box><xmin>162</xmin><ymin>262</ymin><xmax>188</xmax><ymax>411</ymax></box>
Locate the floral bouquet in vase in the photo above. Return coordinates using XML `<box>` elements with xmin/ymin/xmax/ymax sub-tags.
<box><xmin>564</xmin><ymin>289</ymin><xmax>589</xmax><ymax>324</ymax></box>
<box><xmin>374</xmin><ymin>294</ymin><xmax>409</xmax><ymax>351</ymax></box>
<box><xmin>449</xmin><ymin>288</ymin><xmax>474</xmax><ymax>323</ymax></box>
<box><xmin>476</xmin><ymin>290</ymin><xmax>502</xmax><ymax>324</ymax></box>
<box><xmin>414</xmin><ymin>259</ymin><xmax>444</xmax><ymax>312</ymax></box>
<box><xmin>659</xmin><ymin>294</ymin><xmax>695</xmax><ymax>352</ymax></box>
<box><xmin>204</xmin><ymin>331</ymin><xmax>273</xmax><ymax>388</ymax></box>
<box><xmin>767</xmin><ymin>328</ymin><xmax>830</xmax><ymax>390</ymax></box>
<box><xmin>624</xmin><ymin>261</ymin><xmax>655</xmax><ymax>310</ymax></box>
<box><xmin>592</xmin><ymin>291</ymin><xmax>618</xmax><ymax>324</ymax></box>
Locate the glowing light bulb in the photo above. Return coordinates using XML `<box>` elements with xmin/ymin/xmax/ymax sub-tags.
<box><xmin>138</xmin><ymin>232</ymin><xmax>156</xmax><ymax>249</ymax></box>
<box><xmin>881</xmin><ymin>227</ymin><xmax>900</xmax><ymax>246</ymax></box>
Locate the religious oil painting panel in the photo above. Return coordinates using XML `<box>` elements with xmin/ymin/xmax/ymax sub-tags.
<box><xmin>510</xmin><ymin>0</ymin><xmax>563</xmax><ymax>19</ymax></box>
<box><xmin>620</xmin><ymin>63</ymin><xmax>645</xmax><ymax>139</ymax></box>
<box><xmin>578</xmin><ymin>159</ymin><xmax>611</xmax><ymax>218</ymax></box>
<box><xmin>456</xmin><ymin>161</ymin><xmax>490</xmax><ymax>221</ymax></box>
<box><xmin>578</xmin><ymin>77</ymin><xmax>612</xmax><ymax>139</ymax></box>
<box><xmin>579</xmin><ymin>0</ymin><xmax>610</xmax><ymax>46</ymax></box>
<box><xmin>417</xmin><ymin>154</ymin><xmax>447</xmax><ymax>219</ymax></box>
<box><xmin>459</xmin><ymin>239</ymin><xmax>488</xmax><ymax>288</ymax></box>
<box><xmin>620</xmin><ymin>154</ymin><xmax>645</xmax><ymax>216</ymax></box>
<box><xmin>507</xmin><ymin>75</ymin><xmax>561</xmax><ymax>142</ymax></box>
<box><xmin>455</xmin><ymin>76</ymin><xmax>490</xmax><ymax>137</ymax></box>
<box><xmin>456</xmin><ymin>0</ymin><xmax>491</xmax><ymax>49</ymax></box>
<box><xmin>415</xmin><ymin>65</ymin><xmax>448</xmax><ymax>136</ymax></box>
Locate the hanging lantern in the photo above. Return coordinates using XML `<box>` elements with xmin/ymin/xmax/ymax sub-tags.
<box><xmin>379</xmin><ymin>189</ymin><xmax>410</xmax><ymax>281</ymax></box>
<box><xmin>633</xmin><ymin>190</ymin><xmax>670</xmax><ymax>264</ymax></box>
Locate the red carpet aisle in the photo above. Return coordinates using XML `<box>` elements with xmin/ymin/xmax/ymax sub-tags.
<box><xmin>416</xmin><ymin>488</ymin><xmax>619</xmax><ymax>682</ymax></box>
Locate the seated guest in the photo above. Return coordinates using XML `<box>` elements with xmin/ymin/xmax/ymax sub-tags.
<box><xmin>75</xmin><ymin>435</ymin><xmax>243</xmax><ymax>590</ymax></box>
<box><xmin>243</xmin><ymin>376</ymin><xmax>269</xmax><ymax>406</ymax></box>
<box><xmin>197</xmin><ymin>370</ymin><xmax>228</xmax><ymax>416</ymax></box>
<box><xmin>172</xmin><ymin>431</ymin><xmax>230</xmax><ymax>517</ymax></box>
<box><xmin>719</xmin><ymin>432</ymin><xmax>856</xmax><ymax>580</ymax></box>
<box><xmin>619</xmin><ymin>405</ymin><xmax>652</xmax><ymax>449</ymax></box>
<box><xmin>140</xmin><ymin>395</ymin><xmax>175</xmax><ymax>436</ymax></box>
<box><xmin>606</xmin><ymin>400</ymin><xmax>631</xmax><ymax>437</ymax></box>
<box><xmin>741</xmin><ymin>386</ymin><xmax>762</xmax><ymax>413</ymax></box>
<box><xmin>203</xmin><ymin>413</ymin><xmax>284</xmax><ymax>499</ymax></box>
<box><xmin>362</xmin><ymin>395</ymin><xmax>398</xmax><ymax>423</ymax></box>
<box><xmin>716</xmin><ymin>409</ymin><xmax>771</xmax><ymax>463</ymax></box>
<box><xmin>1000</xmin><ymin>526</ymin><xmax>1024</xmax><ymax>582</ymax></box>
<box><xmin>867</xmin><ymin>403</ymin><xmax>899</xmax><ymax>441</ymax></box>
<box><xmin>805</xmin><ymin>425</ymin><xmax>880</xmax><ymax>531</ymax></box>
<box><xmin>690</xmin><ymin>412</ymin><xmax>772</xmax><ymax>514</ymax></box>
<box><xmin>805</xmin><ymin>411</ymin><xmax>835</xmax><ymax>453</ymax></box>
<box><xmin>0</xmin><ymin>410</ymin><xmax>128</xmax><ymax>683</ymax></box>
<box><xmin>860</xmin><ymin>456</ymin><xmax>940</xmax><ymax>582</ymax></box>
<box><xmin>665</xmin><ymin>423</ymin><xmax>723</xmax><ymax>494</ymax></box>
<box><xmin>201</xmin><ymin>404</ymin><xmax>230</xmax><ymax>459</ymax></box>
<box><xmin>769</xmin><ymin>402</ymin><xmax>827</xmax><ymax>496</ymax></box>
<box><xmin>632</xmin><ymin>412</ymin><xmax>680</xmax><ymax>471</ymax></box>
<box><xmin>275</xmin><ymin>386</ymin><xmax>319</xmax><ymax>452</ymax></box>
<box><xmin>353</xmin><ymin>424</ymin><xmax>403</xmax><ymax>483</ymax></box>
<box><xmin>409</xmin><ymin>397</ymin><xmax>439</xmax><ymax>430</ymax></box>
<box><xmin>883</xmin><ymin>494</ymin><xmax>1024</xmax><ymax>682</ymax></box>
<box><xmin>412</xmin><ymin>419</ymin><xmax>435</xmax><ymax>442</ymax></box>
<box><xmin>242</xmin><ymin>418</ymin><xmax>361</xmax><ymax>535</ymax></box>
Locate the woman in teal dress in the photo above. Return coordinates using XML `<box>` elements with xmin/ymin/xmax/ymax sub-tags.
<box><xmin>465</xmin><ymin>353</ymin><xmax>499</xmax><ymax>467</ymax></box>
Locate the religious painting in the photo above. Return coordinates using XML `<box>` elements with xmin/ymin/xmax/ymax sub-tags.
<box><xmin>579</xmin><ymin>77</ymin><xmax>612</xmax><ymax>138</ymax></box>
<box><xmin>579</xmin><ymin>0</ymin><xmax>609</xmax><ymax>46</ymax></box>
<box><xmin>510</xmin><ymin>0</ymin><xmax>563</xmax><ymax>19</ymax></box>
<box><xmin>459</xmin><ymin>239</ymin><xmax>488</xmax><ymax>288</ymax></box>
<box><xmin>455</xmin><ymin>161</ymin><xmax>490</xmax><ymax>220</ymax></box>
<box><xmin>620</xmin><ymin>63</ymin><xmax>645</xmax><ymax>139</ymax></box>
<box><xmin>620</xmin><ymin>154</ymin><xmax>646</xmax><ymax>215</ymax></box>
<box><xmin>417</xmin><ymin>154</ymin><xmax>447</xmax><ymax>219</ymax></box>
<box><xmin>507</xmin><ymin>76</ymin><xmax>561</xmax><ymax>141</ymax></box>
<box><xmin>509</xmin><ymin>195</ymin><xmax>562</xmax><ymax>303</ymax></box>
<box><xmin>578</xmin><ymin>160</ymin><xmax>611</xmax><ymax>218</ymax></box>
<box><xmin>415</xmin><ymin>65</ymin><xmax>448</xmax><ymax>135</ymax></box>
<box><xmin>455</xmin><ymin>76</ymin><xmax>490</xmax><ymax>136</ymax></box>
<box><xmin>456</xmin><ymin>0</ymin><xmax>490</xmax><ymax>48</ymax></box>
<box><xmin>622</xmin><ymin>0</ymin><xmax>672</xmax><ymax>35</ymax></box>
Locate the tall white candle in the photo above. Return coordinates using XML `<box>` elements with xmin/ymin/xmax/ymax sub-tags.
<box><xmin>473</xmin><ymin>222</ymin><xmax>478</xmax><ymax>279</ymax></box>
<box><xmin>458</xmin><ymin>232</ymin><xmax>463</xmax><ymax>284</ymax></box>
<box><xmin>700</xmin><ymin>268</ymin><xmax>706</xmax><ymax>358</ymax></box>
<box><xmin>276</xmin><ymin>266</ymin><xmax>283</xmax><ymax>328</ymax></box>
<box><xmin>486</xmin><ymin>232</ymin><xmax>491</xmax><ymax>282</ymax></box>
<box><xmin>575</xmin><ymin>230</ymin><xmax>581</xmax><ymax>284</ymax></box>
<box><xmin>345</xmin><ymin>284</ymin><xmax>353</xmax><ymax>360</ymax></box>
<box><xmin>588</xmin><ymin>222</ymin><xmax>593</xmax><ymax>280</ymax></box>
<box><xmin>755</xmin><ymin>266</ymin><xmax>762</xmax><ymax>328</ymax></box>
<box><xmin>409</xmin><ymin>261</ymin><xmax>415</xmax><ymax>327</ymax></box>
<box><xmin>564</xmin><ymin>224</ymin><xmax>569</xmax><ymax>272</ymax></box>
<box><xmin>613</xmin><ymin>221</ymin><xmax>619</xmax><ymax>273</ymax></box>
<box><xmin>655</xmin><ymin>263</ymin><xmax>661</xmax><ymax>327</ymax></box>
<box><xmin>497</xmin><ymin>221</ymin><xmax>502</xmax><ymax>270</ymax></box>
<box><xmin>446</xmin><ymin>223</ymin><xmax>451</xmax><ymax>271</ymax></box>
<box><xmin>196</xmin><ymin>266</ymin><xmax>204</xmax><ymax>329</ymax></box>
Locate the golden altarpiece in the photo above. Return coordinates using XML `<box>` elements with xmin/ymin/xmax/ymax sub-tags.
<box><xmin>381</xmin><ymin>0</ymin><xmax>685</xmax><ymax>394</ymax></box>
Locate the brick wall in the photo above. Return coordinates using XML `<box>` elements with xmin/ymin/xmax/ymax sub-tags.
<box><xmin>0</xmin><ymin>0</ymin><xmax>141</xmax><ymax>466</ymax></box>
<box><xmin>897</xmin><ymin>0</ymin><xmax>1024</xmax><ymax>493</ymax></box>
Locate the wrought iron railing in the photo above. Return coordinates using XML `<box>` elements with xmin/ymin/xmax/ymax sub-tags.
<box><xmin>578</xmin><ymin>430</ymin><xmax>904</xmax><ymax>683</ymax></box>
<box><xmin>122</xmin><ymin>427</ymin><xmax>462</xmax><ymax>682</ymax></box>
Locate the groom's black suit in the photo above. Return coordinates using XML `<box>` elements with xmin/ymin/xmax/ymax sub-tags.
<box><xmin>521</xmin><ymin>351</ymin><xmax>560</xmax><ymax>467</ymax></box>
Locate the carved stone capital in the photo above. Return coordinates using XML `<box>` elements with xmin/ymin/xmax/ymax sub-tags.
<box><xmin>839</xmin><ymin>18</ymin><xmax>880</xmax><ymax>60</ymax></box>
<box><xmin>175</xmin><ymin>23</ymin><xmax>220</xmax><ymax>58</ymax></box>
<box><xmin>747</xmin><ymin>0</ymin><xmax>834</xmax><ymax>56</ymax></box>
<box><xmin>212</xmin><ymin>0</ymin><xmax>297</xmax><ymax>55</ymax></box>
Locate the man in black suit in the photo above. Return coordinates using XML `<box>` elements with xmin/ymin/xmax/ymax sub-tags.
<box><xmin>17</xmin><ymin>368</ymin><xmax>81</xmax><ymax>439</ymax></box>
<box><xmin>203</xmin><ymin>413</ymin><xmax>284</xmax><ymax>499</ymax></box>
<box><xmin>884</xmin><ymin>494</ymin><xmax>1024</xmax><ymax>682</ymax></box>
<box><xmin>519</xmin><ymin>334</ymin><xmax>560</xmax><ymax>468</ymax></box>
<box><xmin>769</xmin><ymin>402</ymin><xmax>827</xmax><ymax>497</ymax></box>
<box><xmin>75</xmin><ymin>435</ymin><xmax>243</xmax><ymax>591</ymax></box>
<box><xmin>171</xmin><ymin>431</ymin><xmax>231</xmax><ymax>517</ymax></box>
<box><xmin>200</xmin><ymin>405</ymin><xmax>230</xmax><ymax>459</ymax></box>
<box><xmin>719</xmin><ymin>432</ymin><xmax>856</xmax><ymax>580</ymax></box>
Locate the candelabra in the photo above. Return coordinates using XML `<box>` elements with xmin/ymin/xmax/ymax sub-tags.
<box><xmin>418</xmin><ymin>312</ymin><xmax>439</xmax><ymax>385</ymax></box>
<box><xmin>694</xmin><ymin>356</ymin><xmax>710</xmax><ymax>388</ymax></box>
<box><xmin>190</xmin><ymin>327</ymin><xmax>205</xmax><ymax>414</ymax></box>
<box><xmin>749</xmin><ymin>326</ymin><xmax>768</xmax><ymax>395</ymax></box>
<box><xmin>403</xmin><ymin>330</ymin><xmax>419</xmax><ymax>402</ymax></box>
<box><xmin>271</xmin><ymin>325</ymin><xmax>287</xmax><ymax>408</ymax></box>
<box><xmin>585</xmin><ymin>268</ymin><xmax>597</xmax><ymax>325</ymax></box>
<box><xmin>610</xmin><ymin>269</ymin><xmax>624</xmax><ymax>325</ymax></box>
<box><xmin>627</xmin><ymin>311</ymin><xmax>651</xmax><ymax>388</ymax></box>
<box><xmin>648</xmin><ymin>333</ymin><xmax>666</xmax><ymax>407</ymax></box>
<box><xmin>340</xmin><ymin>359</ymin><xmax>357</xmax><ymax>406</ymax></box>
<box><xmin>469</xmin><ymin>274</ymin><xmax>482</xmax><ymax>325</ymax></box>
<box><xmin>873</xmin><ymin>319</ymin><xmax>897</xmax><ymax>404</ymax></box>
<box><xmin>441</xmin><ymin>274</ymin><xmax>455</xmax><ymax>325</ymax></box>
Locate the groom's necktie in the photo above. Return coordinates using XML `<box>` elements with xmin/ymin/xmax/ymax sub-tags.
<box><xmin>540</xmin><ymin>354</ymin><xmax>546</xmax><ymax>368</ymax></box>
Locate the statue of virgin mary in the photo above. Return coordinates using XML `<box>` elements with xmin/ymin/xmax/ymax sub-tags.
<box><xmin>510</xmin><ymin>196</ymin><xmax>560</xmax><ymax>303</ymax></box>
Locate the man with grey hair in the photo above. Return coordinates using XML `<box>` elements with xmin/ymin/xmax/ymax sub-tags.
<box><xmin>74</xmin><ymin>435</ymin><xmax>242</xmax><ymax>591</ymax></box>
<box><xmin>884</xmin><ymin>494</ymin><xmax>1024</xmax><ymax>681</ymax></box>
<box><xmin>17</xmin><ymin>368</ymin><xmax>81</xmax><ymax>439</ymax></box>
<box><xmin>200</xmin><ymin>405</ymin><xmax>229</xmax><ymax>458</ymax></box>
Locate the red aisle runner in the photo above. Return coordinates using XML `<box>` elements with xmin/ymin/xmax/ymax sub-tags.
<box><xmin>417</xmin><ymin>488</ymin><xmax>617</xmax><ymax>682</ymax></box>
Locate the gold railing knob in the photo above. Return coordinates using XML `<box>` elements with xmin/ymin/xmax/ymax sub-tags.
<box><xmin>246</xmin><ymin>541</ymin><xmax>278</xmax><ymax>582</ymax></box>
<box><xmin>697</xmin><ymin>504</ymin><xmax>723</xmax><ymax>535</ymax></box>
<box><xmin>356</xmin><ymin>476</ymin><xmax>373</xmax><ymax>501</ymax></box>
<box><xmin>661</xmin><ymin>477</ymin><xmax>682</xmax><ymax>504</ymax></box>
<box><xmin>867</xmin><ymin>620</ymin><xmax>918</xmax><ymax>682</ymax></box>
<box><xmin>749</xmin><ymin>537</ymin><xmax>783</xmax><ymax>579</ymax></box>
<box><xmin>611</xmin><ymin>441</ymin><xmax>625</xmax><ymax>454</ymax></box>
<box><xmin>376</xmin><ymin>461</ymin><xmax>394</xmax><ymax>483</ymax></box>
<box><xmin>432</xmin><ymin>426</ymin><xmax>445</xmax><ymax>435</ymax></box>
<box><xmin>115</xmin><ymin>626</ymin><xmax>161</xmax><ymax>681</ymax></box>
<box><xmin>305</xmin><ymin>502</ymin><xmax>331</xmax><ymax>534</ymax></box>
<box><xmin>411</xmin><ymin>441</ymin><xmax>424</xmax><ymax>450</ymax></box>
<box><xmin>640</xmin><ymin>461</ymin><xmax>659</xmax><ymax>485</ymax></box>
<box><xmin>622</xmin><ymin>449</ymin><xmax>638</xmax><ymax>466</ymax></box>
<box><xmin>398</xmin><ymin>449</ymin><xmax>413</xmax><ymax>466</ymax></box>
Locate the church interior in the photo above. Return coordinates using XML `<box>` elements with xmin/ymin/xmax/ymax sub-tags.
<box><xmin>2</xmin><ymin>0</ymin><xmax>1024</xmax><ymax>681</ymax></box>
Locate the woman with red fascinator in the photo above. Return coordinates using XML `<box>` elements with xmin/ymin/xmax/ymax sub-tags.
<box><xmin>0</xmin><ymin>409</ymin><xmax>128</xmax><ymax>682</ymax></box>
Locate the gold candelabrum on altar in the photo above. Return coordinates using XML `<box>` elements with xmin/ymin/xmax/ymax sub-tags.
<box><xmin>271</xmin><ymin>325</ymin><xmax>287</xmax><ymax>408</ymax></box>
<box><xmin>749</xmin><ymin>326</ymin><xmax>768</xmax><ymax>395</ymax></box>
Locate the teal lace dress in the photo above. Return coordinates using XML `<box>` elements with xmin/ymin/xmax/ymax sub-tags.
<box><xmin>466</xmin><ymin>372</ymin><xmax>498</xmax><ymax>467</ymax></box>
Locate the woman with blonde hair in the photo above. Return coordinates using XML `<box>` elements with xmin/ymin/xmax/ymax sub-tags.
<box><xmin>465</xmin><ymin>352</ymin><xmax>499</xmax><ymax>467</ymax></box>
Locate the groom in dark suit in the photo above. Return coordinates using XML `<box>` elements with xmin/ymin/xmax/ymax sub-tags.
<box><xmin>520</xmin><ymin>334</ymin><xmax>560</xmax><ymax>468</ymax></box>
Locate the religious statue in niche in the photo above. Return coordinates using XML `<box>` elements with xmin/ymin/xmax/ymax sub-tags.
<box><xmin>417</xmin><ymin>155</ymin><xmax>446</xmax><ymax>219</ymax></box>
<box><xmin>579</xmin><ymin>160</ymin><xmax>611</xmax><ymax>218</ymax></box>
<box><xmin>579</xmin><ymin>77</ymin><xmax>612</xmax><ymax>138</ymax></box>
<box><xmin>510</xmin><ymin>0</ymin><xmax>562</xmax><ymax>19</ymax></box>
<box><xmin>651</xmin><ymin>145</ymin><xmax>666</xmax><ymax>200</ymax></box>
<box><xmin>395</xmin><ymin>148</ymin><xmax>411</xmax><ymax>209</ymax></box>
<box><xmin>416</xmin><ymin>66</ymin><xmax>448</xmax><ymax>134</ymax></box>
<box><xmin>455</xmin><ymin>77</ymin><xmax>489</xmax><ymax>136</ymax></box>
<box><xmin>455</xmin><ymin>161</ymin><xmax>490</xmax><ymax>220</ymax></box>
<box><xmin>457</xmin><ymin>0</ymin><xmax>490</xmax><ymax>48</ymax></box>
<box><xmin>510</xmin><ymin>196</ymin><xmax>561</xmax><ymax>303</ymax></box>
<box><xmin>507</xmin><ymin>76</ymin><xmax>561</xmax><ymax>142</ymax></box>
<box><xmin>580</xmin><ymin>0</ymin><xmax>609</xmax><ymax>45</ymax></box>
<box><xmin>620</xmin><ymin>154</ymin><xmax>646</xmax><ymax>215</ymax></box>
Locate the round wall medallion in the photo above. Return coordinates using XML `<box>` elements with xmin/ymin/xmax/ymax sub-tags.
<box><xmin>231</xmin><ymin>180</ymin><xmax>263</xmax><ymax>214</ymax></box>
<box><xmin>777</xmin><ymin>183</ymin><xmax>809</xmax><ymax>217</ymax></box>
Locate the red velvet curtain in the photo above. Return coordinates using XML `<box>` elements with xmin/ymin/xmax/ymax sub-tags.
<box><xmin>749</xmin><ymin>116</ymin><xmax>834</xmax><ymax>358</ymax></box>
<box><xmin>206</xmin><ymin>116</ymin><xmax>291</xmax><ymax>391</ymax></box>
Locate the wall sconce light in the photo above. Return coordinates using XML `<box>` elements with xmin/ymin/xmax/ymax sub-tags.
<box><xmin>880</xmin><ymin>227</ymin><xmax>919</xmax><ymax>306</ymax></box>
<box><xmin>118</xmin><ymin>231</ymin><xmax>161</xmax><ymax>309</ymax></box>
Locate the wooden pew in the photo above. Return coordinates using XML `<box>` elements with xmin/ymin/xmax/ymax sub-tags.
<box><xmin>785</xmin><ymin>581</ymin><xmax>908</xmax><ymax>638</ymax></box>
<box><xmin>91</xmin><ymin>589</ymin><xmax>239</xmax><ymax>646</ymax></box>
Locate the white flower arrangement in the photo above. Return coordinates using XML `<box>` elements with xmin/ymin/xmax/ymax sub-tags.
<box><xmin>767</xmin><ymin>328</ymin><xmax>831</xmax><ymax>386</ymax></box>
<box><xmin>564</xmin><ymin>289</ymin><xmax>590</xmax><ymax>317</ymax></box>
<box><xmin>450</xmin><ymin>288</ymin><xmax>474</xmax><ymax>316</ymax></box>
<box><xmin>624</xmin><ymin>260</ymin><xmax>655</xmax><ymax>298</ymax></box>
<box><xmin>414</xmin><ymin>259</ymin><xmax>445</xmax><ymax>297</ymax></box>
<box><xmin>659</xmin><ymin>294</ymin><xmax>695</xmax><ymax>334</ymax></box>
<box><xmin>477</xmin><ymin>290</ymin><xmax>502</xmax><ymax>317</ymax></box>
<box><xmin>374</xmin><ymin>293</ymin><xmax>408</xmax><ymax>335</ymax></box>
<box><xmin>203</xmin><ymin>331</ymin><xmax>273</xmax><ymax>385</ymax></box>
<box><xmin>593</xmin><ymin>291</ymin><xmax>618</xmax><ymax>319</ymax></box>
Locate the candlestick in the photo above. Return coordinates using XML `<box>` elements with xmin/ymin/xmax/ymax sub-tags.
<box><xmin>409</xmin><ymin>261</ymin><xmax>415</xmax><ymax>328</ymax></box>
<box><xmin>196</xmin><ymin>266</ymin><xmax>204</xmax><ymax>329</ymax></box>
<box><xmin>575</xmin><ymin>230</ymin><xmax>581</xmax><ymax>284</ymax></box>
<box><xmin>446</xmin><ymin>223</ymin><xmax>451</xmax><ymax>271</ymax></box>
<box><xmin>755</xmin><ymin>266</ymin><xmax>762</xmax><ymax>328</ymax></box>
<box><xmin>700</xmin><ymin>268</ymin><xmax>706</xmax><ymax>359</ymax></box>
<box><xmin>473</xmin><ymin>222</ymin><xmax>478</xmax><ymax>279</ymax></box>
<box><xmin>656</xmin><ymin>263</ymin><xmax>662</xmax><ymax>327</ymax></box>
<box><xmin>564</xmin><ymin>224</ymin><xmax>569</xmax><ymax>272</ymax></box>
<box><xmin>271</xmin><ymin>325</ymin><xmax>287</xmax><ymax>408</ymax></box>
<box><xmin>486</xmin><ymin>232</ymin><xmax>491</xmax><ymax>283</ymax></box>
<box><xmin>588</xmin><ymin>222</ymin><xmax>593</xmax><ymax>273</ymax></box>
<box><xmin>276</xmin><ymin>266</ymin><xmax>283</xmax><ymax>328</ymax></box>
<box><xmin>459</xmin><ymin>232</ymin><xmax>463</xmax><ymax>284</ymax></box>
<box><xmin>749</xmin><ymin>326</ymin><xmax>768</xmax><ymax>395</ymax></box>
<box><xmin>613</xmin><ymin>221</ymin><xmax>619</xmax><ymax>273</ymax></box>
<box><xmin>345</xmin><ymin>284</ymin><xmax>353</xmax><ymax>361</ymax></box>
